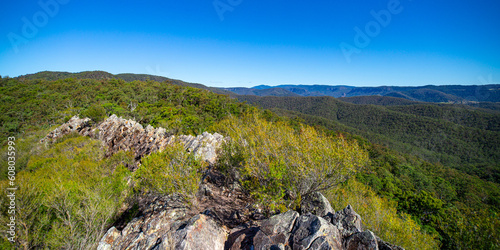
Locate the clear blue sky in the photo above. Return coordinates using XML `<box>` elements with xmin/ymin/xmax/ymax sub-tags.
<box><xmin>1</xmin><ymin>0</ymin><xmax>499</xmax><ymax>87</ymax></box>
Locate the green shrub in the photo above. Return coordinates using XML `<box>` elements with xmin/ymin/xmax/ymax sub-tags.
<box><xmin>0</xmin><ymin>136</ymin><xmax>131</xmax><ymax>249</ymax></box>
<box><xmin>326</xmin><ymin>179</ymin><xmax>440</xmax><ymax>249</ymax></box>
<box><xmin>134</xmin><ymin>142</ymin><xmax>206</xmax><ymax>200</ymax></box>
<box><xmin>0</xmin><ymin>130</ymin><xmax>48</xmax><ymax>180</ymax></box>
<box><xmin>215</xmin><ymin>113</ymin><xmax>368</xmax><ymax>210</ymax></box>
<box><xmin>82</xmin><ymin>104</ymin><xmax>106</xmax><ymax>123</ymax></box>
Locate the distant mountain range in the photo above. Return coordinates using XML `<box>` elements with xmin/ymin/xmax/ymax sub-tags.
<box><xmin>17</xmin><ymin>71</ymin><xmax>500</xmax><ymax>104</ymax></box>
<box><xmin>224</xmin><ymin>84</ymin><xmax>500</xmax><ymax>103</ymax></box>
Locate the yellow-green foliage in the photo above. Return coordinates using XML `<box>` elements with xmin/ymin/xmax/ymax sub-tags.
<box><xmin>326</xmin><ymin>179</ymin><xmax>439</xmax><ymax>249</ymax></box>
<box><xmin>215</xmin><ymin>113</ymin><xmax>368</xmax><ymax>210</ymax></box>
<box><xmin>446</xmin><ymin>205</ymin><xmax>500</xmax><ymax>249</ymax></box>
<box><xmin>0</xmin><ymin>130</ymin><xmax>48</xmax><ymax>180</ymax></box>
<box><xmin>134</xmin><ymin>142</ymin><xmax>206</xmax><ymax>199</ymax></box>
<box><xmin>0</xmin><ymin>136</ymin><xmax>131</xmax><ymax>249</ymax></box>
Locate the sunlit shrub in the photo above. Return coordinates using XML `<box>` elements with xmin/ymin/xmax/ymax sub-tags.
<box><xmin>326</xmin><ymin>179</ymin><xmax>439</xmax><ymax>249</ymax></box>
<box><xmin>0</xmin><ymin>130</ymin><xmax>48</xmax><ymax>180</ymax></box>
<box><xmin>134</xmin><ymin>142</ymin><xmax>207</xmax><ymax>200</ymax></box>
<box><xmin>0</xmin><ymin>136</ymin><xmax>131</xmax><ymax>249</ymax></box>
<box><xmin>215</xmin><ymin>113</ymin><xmax>368</xmax><ymax>210</ymax></box>
<box><xmin>82</xmin><ymin>104</ymin><xmax>106</xmax><ymax>123</ymax></box>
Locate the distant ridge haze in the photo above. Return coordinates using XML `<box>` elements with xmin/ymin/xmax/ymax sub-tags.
<box><xmin>224</xmin><ymin>84</ymin><xmax>500</xmax><ymax>103</ymax></box>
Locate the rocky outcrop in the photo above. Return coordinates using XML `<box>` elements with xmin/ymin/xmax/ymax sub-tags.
<box><xmin>95</xmin><ymin>192</ymin><xmax>242</xmax><ymax>250</ymax></box>
<box><xmin>376</xmin><ymin>237</ymin><xmax>404</xmax><ymax>250</ymax></box>
<box><xmin>252</xmin><ymin>210</ymin><xmax>299</xmax><ymax>250</ymax></box>
<box><xmin>97</xmin><ymin>170</ymin><xmax>257</xmax><ymax>250</ymax></box>
<box><xmin>97</xmin><ymin>194</ymin><xmax>190</xmax><ymax>250</ymax></box>
<box><xmin>173</xmin><ymin>214</ymin><xmax>228</xmax><ymax>250</ymax></box>
<box><xmin>300</xmin><ymin>192</ymin><xmax>334</xmax><ymax>217</ymax></box>
<box><xmin>93</xmin><ymin>114</ymin><xmax>224</xmax><ymax>165</ymax></box>
<box><xmin>40</xmin><ymin>116</ymin><xmax>92</xmax><ymax>143</ymax></box>
<box><xmin>98</xmin><ymin>173</ymin><xmax>403</xmax><ymax>250</ymax></box>
<box><xmin>41</xmin><ymin>115</ymin><xmax>225</xmax><ymax>169</ymax></box>
<box><xmin>328</xmin><ymin>205</ymin><xmax>363</xmax><ymax>238</ymax></box>
<box><xmin>291</xmin><ymin>214</ymin><xmax>342</xmax><ymax>250</ymax></box>
<box><xmin>344</xmin><ymin>231</ymin><xmax>378</xmax><ymax>250</ymax></box>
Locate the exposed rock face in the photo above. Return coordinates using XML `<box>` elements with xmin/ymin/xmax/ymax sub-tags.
<box><xmin>376</xmin><ymin>237</ymin><xmax>404</xmax><ymax>250</ymax></box>
<box><xmin>99</xmin><ymin>207</ymin><xmax>229</xmax><ymax>250</ymax></box>
<box><xmin>173</xmin><ymin>214</ymin><xmax>228</xmax><ymax>250</ymax></box>
<box><xmin>291</xmin><ymin>214</ymin><xmax>342</xmax><ymax>250</ymax></box>
<box><xmin>344</xmin><ymin>231</ymin><xmax>378</xmax><ymax>250</ymax></box>
<box><xmin>97</xmin><ymin>194</ymin><xmax>190</xmax><ymax>250</ymax></box>
<box><xmin>227</xmin><ymin>227</ymin><xmax>260</xmax><ymax>250</ymax></box>
<box><xmin>40</xmin><ymin>116</ymin><xmax>91</xmax><ymax>143</ymax></box>
<box><xmin>328</xmin><ymin>205</ymin><xmax>363</xmax><ymax>238</ymax></box>
<box><xmin>97</xmin><ymin>170</ymin><xmax>257</xmax><ymax>250</ymax></box>
<box><xmin>179</xmin><ymin>132</ymin><xmax>223</xmax><ymax>165</ymax></box>
<box><xmin>252</xmin><ymin>210</ymin><xmax>299</xmax><ymax>250</ymax></box>
<box><xmin>97</xmin><ymin>227</ymin><xmax>120</xmax><ymax>250</ymax></box>
<box><xmin>93</xmin><ymin>114</ymin><xmax>224</xmax><ymax>165</ymax></box>
<box><xmin>301</xmin><ymin>192</ymin><xmax>334</xmax><ymax>217</ymax></box>
<box><xmin>41</xmin><ymin>115</ymin><xmax>225</xmax><ymax>169</ymax></box>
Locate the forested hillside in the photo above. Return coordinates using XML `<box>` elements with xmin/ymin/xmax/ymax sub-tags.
<box><xmin>332</xmin><ymin>96</ymin><xmax>500</xmax><ymax>132</ymax></box>
<box><xmin>339</xmin><ymin>96</ymin><xmax>423</xmax><ymax>106</ymax></box>
<box><xmin>0</xmin><ymin>77</ymin><xmax>244</xmax><ymax>142</ymax></box>
<box><xmin>0</xmin><ymin>75</ymin><xmax>498</xmax><ymax>249</ymax></box>
<box><xmin>238</xmin><ymin>95</ymin><xmax>500</xmax><ymax>183</ymax></box>
<box><xmin>15</xmin><ymin>70</ymin><xmax>233</xmax><ymax>96</ymax></box>
<box><xmin>238</xmin><ymin>105</ymin><xmax>500</xmax><ymax>248</ymax></box>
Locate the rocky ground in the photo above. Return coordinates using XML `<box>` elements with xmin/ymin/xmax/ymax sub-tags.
<box><xmin>43</xmin><ymin>115</ymin><xmax>403</xmax><ymax>250</ymax></box>
<box><xmin>96</xmin><ymin>169</ymin><xmax>403</xmax><ymax>250</ymax></box>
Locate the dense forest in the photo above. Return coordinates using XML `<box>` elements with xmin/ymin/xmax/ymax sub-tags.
<box><xmin>237</xmin><ymin>95</ymin><xmax>500</xmax><ymax>184</ymax></box>
<box><xmin>16</xmin><ymin>70</ymin><xmax>233</xmax><ymax>96</ymax></box>
<box><xmin>0</xmin><ymin>75</ymin><xmax>498</xmax><ymax>249</ymax></box>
